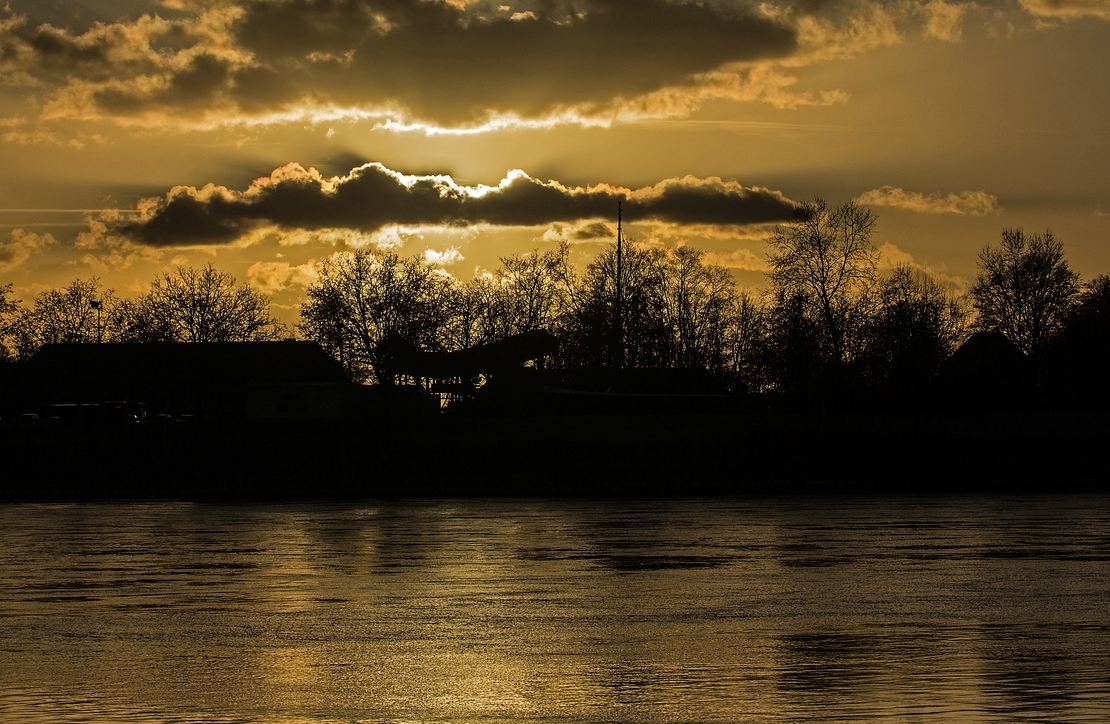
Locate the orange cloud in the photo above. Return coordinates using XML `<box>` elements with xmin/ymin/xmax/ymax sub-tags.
<box><xmin>857</xmin><ymin>186</ymin><xmax>1001</xmax><ymax>215</ymax></box>
<box><xmin>1019</xmin><ymin>0</ymin><xmax>1110</xmax><ymax>20</ymax></box>
<box><xmin>246</xmin><ymin>260</ymin><xmax>318</xmax><ymax>293</ymax></box>
<box><xmin>701</xmin><ymin>248</ymin><xmax>771</xmax><ymax>272</ymax></box>
<box><xmin>919</xmin><ymin>0</ymin><xmax>973</xmax><ymax>41</ymax></box>
<box><xmin>0</xmin><ymin>228</ymin><xmax>56</xmax><ymax>272</ymax></box>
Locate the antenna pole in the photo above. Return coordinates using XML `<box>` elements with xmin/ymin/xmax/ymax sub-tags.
<box><xmin>615</xmin><ymin>202</ymin><xmax>624</xmax><ymax>369</ymax></box>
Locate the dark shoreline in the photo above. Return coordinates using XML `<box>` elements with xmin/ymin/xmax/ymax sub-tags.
<box><xmin>2</xmin><ymin>411</ymin><xmax>1107</xmax><ymax>501</ymax></box>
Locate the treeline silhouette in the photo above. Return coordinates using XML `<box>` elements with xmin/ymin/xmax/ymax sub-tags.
<box><xmin>275</xmin><ymin>198</ymin><xmax>1110</xmax><ymax>411</ymax></box>
<box><xmin>0</xmin><ymin>264</ymin><xmax>285</xmax><ymax>357</ymax></box>
<box><xmin>2</xmin><ymin>197</ymin><xmax>1108</xmax><ymax>412</ymax></box>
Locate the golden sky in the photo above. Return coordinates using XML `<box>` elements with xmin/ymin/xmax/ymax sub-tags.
<box><xmin>2</xmin><ymin>0</ymin><xmax>1108</xmax><ymax>323</ymax></box>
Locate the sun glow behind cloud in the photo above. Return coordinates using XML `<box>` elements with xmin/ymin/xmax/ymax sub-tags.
<box><xmin>0</xmin><ymin>0</ymin><xmax>1108</xmax><ymax>307</ymax></box>
<box><xmin>88</xmin><ymin>162</ymin><xmax>800</xmax><ymax>248</ymax></box>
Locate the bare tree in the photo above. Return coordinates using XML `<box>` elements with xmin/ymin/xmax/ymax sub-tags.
<box><xmin>447</xmin><ymin>275</ymin><xmax>499</xmax><ymax>350</ymax></box>
<box><xmin>1049</xmin><ymin>274</ymin><xmax>1110</xmax><ymax>400</ymax></box>
<box><xmin>660</xmin><ymin>246</ymin><xmax>737</xmax><ymax>371</ymax></box>
<box><xmin>864</xmin><ymin>265</ymin><xmax>969</xmax><ymax>387</ymax></box>
<box><xmin>762</xmin><ymin>287</ymin><xmax>826</xmax><ymax>395</ymax></box>
<box><xmin>298</xmin><ymin>272</ymin><xmax>359</xmax><ymax>376</ymax></box>
<box><xmin>298</xmin><ymin>250</ymin><xmax>456</xmax><ymax>383</ymax></box>
<box><xmin>108</xmin><ymin>296</ymin><xmax>173</xmax><ymax>343</ymax></box>
<box><xmin>971</xmin><ymin>228</ymin><xmax>1079</xmax><ymax>356</ymax></box>
<box><xmin>5</xmin><ymin>277</ymin><xmax>120</xmax><ymax>359</ymax></box>
<box><xmin>767</xmin><ymin>198</ymin><xmax>878</xmax><ymax>364</ymax></box>
<box><xmin>143</xmin><ymin>264</ymin><xmax>286</xmax><ymax>343</ymax></box>
<box><xmin>721</xmin><ymin>290</ymin><xmax>769</xmax><ymax>393</ymax></box>
<box><xmin>449</xmin><ymin>243</ymin><xmax>574</xmax><ymax>355</ymax></box>
<box><xmin>1065</xmin><ymin>274</ymin><xmax>1110</xmax><ymax>339</ymax></box>
<box><xmin>493</xmin><ymin>244</ymin><xmax>572</xmax><ymax>337</ymax></box>
<box><xmin>563</xmin><ymin>242</ymin><xmax>669</xmax><ymax>368</ymax></box>
<box><xmin>0</xmin><ymin>283</ymin><xmax>19</xmax><ymax>361</ymax></box>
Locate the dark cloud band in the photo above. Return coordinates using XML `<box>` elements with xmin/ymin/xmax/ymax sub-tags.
<box><xmin>109</xmin><ymin>162</ymin><xmax>800</xmax><ymax>245</ymax></box>
<box><xmin>2</xmin><ymin>0</ymin><xmax>798</xmax><ymax>127</ymax></box>
<box><xmin>231</xmin><ymin>0</ymin><xmax>798</xmax><ymax>124</ymax></box>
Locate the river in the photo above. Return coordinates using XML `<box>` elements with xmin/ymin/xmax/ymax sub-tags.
<box><xmin>2</xmin><ymin>496</ymin><xmax>1109</xmax><ymax>722</ymax></box>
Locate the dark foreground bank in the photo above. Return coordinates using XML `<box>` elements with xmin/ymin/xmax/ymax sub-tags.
<box><xmin>2</xmin><ymin>410</ymin><xmax>1107</xmax><ymax>500</ymax></box>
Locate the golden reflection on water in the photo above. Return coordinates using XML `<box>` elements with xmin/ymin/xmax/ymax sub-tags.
<box><xmin>1</xmin><ymin>498</ymin><xmax>1110</xmax><ymax>722</ymax></box>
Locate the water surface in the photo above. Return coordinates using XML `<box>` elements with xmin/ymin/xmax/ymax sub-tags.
<box><xmin>2</xmin><ymin>497</ymin><xmax>1109</xmax><ymax>722</ymax></box>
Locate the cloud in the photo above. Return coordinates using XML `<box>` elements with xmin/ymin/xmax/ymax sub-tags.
<box><xmin>701</xmin><ymin>248</ymin><xmax>771</xmax><ymax>272</ymax></box>
<box><xmin>75</xmin><ymin>213</ymin><xmax>165</xmax><ymax>270</ymax></box>
<box><xmin>1</xmin><ymin>0</ymin><xmax>800</xmax><ymax>131</ymax></box>
<box><xmin>102</xmin><ymin>161</ymin><xmax>801</xmax><ymax>246</ymax></box>
<box><xmin>0</xmin><ymin>9</ymin><xmax>231</xmax><ymax>87</ymax></box>
<box><xmin>0</xmin><ymin>228</ymin><xmax>56</xmax><ymax>272</ymax></box>
<box><xmin>876</xmin><ymin>241</ymin><xmax>917</xmax><ymax>269</ymax></box>
<box><xmin>7</xmin><ymin>0</ymin><xmax>1043</xmax><ymax>134</ymax></box>
<box><xmin>246</xmin><ymin>260</ymin><xmax>318</xmax><ymax>292</ymax></box>
<box><xmin>920</xmin><ymin>0</ymin><xmax>971</xmax><ymax>41</ymax></box>
<box><xmin>424</xmin><ymin>247</ymin><xmax>464</xmax><ymax>266</ymax></box>
<box><xmin>5</xmin><ymin>0</ymin><xmax>1037</xmax><ymax>135</ymax></box>
<box><xmin>642</xmin><ymin>220</ymin><xmax>777</xmax><ymax>243</ymax></box>
<box><xmin>228</xmin><ymin>0</ymin><xmax>797</xmax><ymax>125</ymax></box>
<box><xmin>856</xmin><ymin>186</ymin><xmax>1001</xmax><ymax>215</ymax></box>
<box><xmin>601</xmin><ymin>0</ymin><xmax>904</xmax><ymax>121</ymax></box>
<box><xmin>626</xmin><ymin>175</ymin><xmax>800</xmax><ymax>225</ymax></box>
<box><xmin>572</xmin><ymin>222</ymin><xmax>613</xmax><ymax>240</ymax></box>
<box><xmin>359</xmin><ymin>225</ymin><xmax>426</xmax><ymax>250</ymax></box>
<box><xmin>874</xmin><ymin>242</ymin><xmax>969</xmax><ymax>290</ymax></box>
<box><xmin>541</xmin><ymin>220</ymin><xmax>615</xmax><ymax>244</ymax></box>
<box><xmin>781</xmin><ymin>1</ymin><xmax>904</xmax><ymax>65</ymax></box>
<box><xmin>0</xmin><ymin>117</ymin><xmax>108</xmax><ymax>147</ymax></box>
<box><xmin>612</xmin><ymin>64</ymin><xmax>849</xmax><ymax>125</ymax></box>
<box><xmin>1018</xmin><ymin>0</ymin><xmax>1110</xmax><ymax>20</ymax></box>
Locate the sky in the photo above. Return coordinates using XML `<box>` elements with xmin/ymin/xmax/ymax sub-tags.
<box><xmin>1</xmin><ymin>0</ymin><xmax>1108</xmax><ymax>325</ymax></box>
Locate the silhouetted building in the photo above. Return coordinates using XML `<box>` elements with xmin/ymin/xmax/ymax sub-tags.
<box><xmin>18</xmin><ymin>341</ymin><xmax>354</xmax><ymax>421</ymax></box>
<box><xmin>389</xmin><ymin>329</ymin><xmax>559</xmax><ymax>380</ymax></box>
<box><xmin>937</xmin><ymin>331</ymin><xmax>1030</xmax><ymax>408</ymax></box>
<box><xmin>383</xmin><ymin>329</ymin><xmax>559</xmax><ymax>410</ymax></box>
<box><xmin>536</xmin><ymin>366</ymin><xmax>733</xmax><ymax>416</ymax></box>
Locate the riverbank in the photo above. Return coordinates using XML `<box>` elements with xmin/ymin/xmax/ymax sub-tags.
<box><xmin>2</xmin><ymin>410</ymin><xmax>1106</xmax><ymax>500</ymax></box>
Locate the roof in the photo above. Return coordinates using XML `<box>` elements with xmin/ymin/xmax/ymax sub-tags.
<box><xmin>940</xmin><ymin>331</ymin><xmax>1027</xmax><ymax>382</ymax></box>
<box><xmin>26</xmin><ymin>341</ymin><xmax>350</xmax><ymax>390</ymax></box>
<box><xmin>390</xmin><ymin>329</ymin><xmax>560</xmax><ymax>379</ymax></box>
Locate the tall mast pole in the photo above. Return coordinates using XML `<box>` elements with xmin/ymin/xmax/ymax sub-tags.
<box><xmin>615</xmin><ymin>202</ymin><xmax>623</xmax><ymax>369</ymax></box>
